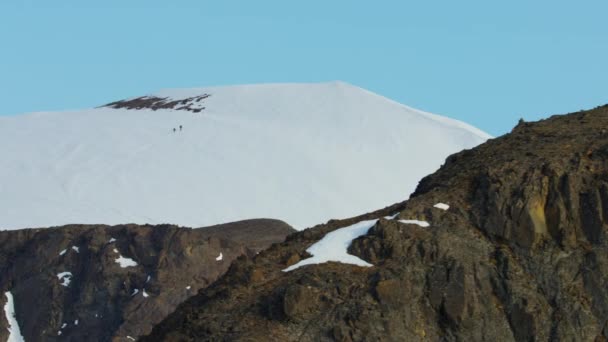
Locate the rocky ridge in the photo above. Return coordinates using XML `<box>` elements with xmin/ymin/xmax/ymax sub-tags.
<box><xmin>104</xmin><ymin>94</ymin><xmax>210</xmax><ymax>113</ymax></box>
<box><xmin>144</xmin><ymin>105</ymin><xmax>608</xmax><ymax>341</ymax></box>
<box><xmin>0</xmin><ymin>219</ymin><xmax>294</xmax><ymax>342</ymax></box>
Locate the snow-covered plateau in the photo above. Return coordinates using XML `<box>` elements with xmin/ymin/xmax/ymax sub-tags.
<box><xmin>0</xmin><ymin>82</ymin><xmax>490</xmax><ymax>230</ymax></box>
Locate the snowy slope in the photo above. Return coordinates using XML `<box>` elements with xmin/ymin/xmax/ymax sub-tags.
<box><xmin>0</xmin><ymin>81</ymin><xmax>491</xmax><ymax>230</ymax></box>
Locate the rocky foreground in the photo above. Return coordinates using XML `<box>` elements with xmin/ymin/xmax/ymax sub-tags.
<box><xmin>144</xmin><ymin>105</ymin><xmax>608</xmax><ymax>341</ymax></box>
<box><xmin>0</xmin><ymin>219</ymin><xmax>294</xmax><ymax>341</ymax></box>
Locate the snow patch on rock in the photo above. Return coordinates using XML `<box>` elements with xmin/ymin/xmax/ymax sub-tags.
<box><xmin>115</xmin><ymin>255</ymin><xmax>138</xmax><ymax>268</ymax></box>
<box><xmin>57</xmin><ymin>272</ymin><xmax>73</xmax><ymax>287</ymax></box>
<box><xmin>3</xmin><ymin>292</ymin><xmax>25</xmax><ymax>342</ymax></box>
<box><xmin>398</xmin><ymin>220</ymin><xmax>430</xmax><ymax>227</ymax></box>
<box><xmin>283</xmin><ymin>219</ymin><xmax>378</xmax><ymax>272</ymax></box>
<box><xmin>434</xmin><ymin>203</ymin><xmax>450</xmax><ymax>210</ymax></box>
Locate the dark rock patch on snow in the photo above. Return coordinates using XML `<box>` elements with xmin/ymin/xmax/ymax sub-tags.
<box><xmin>104</xmin><ymin>94</ymin><xmax>210</xmax><ymax>113</ymax></box>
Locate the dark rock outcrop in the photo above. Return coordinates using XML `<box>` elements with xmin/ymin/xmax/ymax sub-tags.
<box><xmin>144</xmin><ymin>105</ymin><xmax>608</xmax><ymax>341</ymax></box>
<box><xmin>0</xmin><ymin>219</ymin><xmax>294</xmax><ymax>341</ymax></box>
<box><xmin>104</xmin><ymin>94</ymin><xmax>210</xmax><ymax>113</ymax></box>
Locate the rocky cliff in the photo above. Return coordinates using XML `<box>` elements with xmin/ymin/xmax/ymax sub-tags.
<box><xmin>144</xmin><ymin>105</ymin><xmax>608</xmax><ymax>341</ymax></box>
<box><xmin>0</xmin><ymin>219</ymin><xmax>294</xmax><ymax>341</ymax></box>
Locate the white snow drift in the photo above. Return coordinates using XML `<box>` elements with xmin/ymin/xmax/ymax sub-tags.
<box><xmin>434</xmin><ymin>203</ymin><xmax>450</xmax><ymax>210</ymax></box>
<box><xmin>115</xmin><ymin>255</ymin><xmax>138</xmax><ymax>268</ymax></box>
<box><xmin>283</xmin><ymin>219</ymin><xmax>378</xmax><ymax>272</ymax></box>
<box><xmin>398</xmin><ymin>219</ymin><xmax>430</xmax><ymax>227</ymax></box>
<box><xmin>283</xmin><ymin>214</ymin><xmax>433</xmax><ymax>272</ymax></box>
<box><xmin>3</xmin><ymin>292</ymin><xmax>25</xmax><ymax>342</ymax></box>
<box><xmin>113</xmin><ymin>248</ymin><xmax>138</xmax><ymax>268</ymax></box>
<box><xmin>0</xmin><ymin>82</ymin><xmax>490</xmax><ymax>230</ymax></box>
<box><xmin>57</xmin><ymin>272</ymin><xmax>73</xmax><ymax>287</ymax></box>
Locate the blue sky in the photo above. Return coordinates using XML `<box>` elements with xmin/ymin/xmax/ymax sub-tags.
<box><xmin>1</xmin><ymin>1</ymin><xmax>606</xmax><ymax>136</ymax></box>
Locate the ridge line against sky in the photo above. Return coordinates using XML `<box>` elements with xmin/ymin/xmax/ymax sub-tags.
<box><xmin>1</xmin><ymin>0</ymin><xmax>607</xmax><ymax>136</ymax></box>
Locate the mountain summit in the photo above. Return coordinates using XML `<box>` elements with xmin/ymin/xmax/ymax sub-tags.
<box><xmin>0</xmin><ymin>82</ymin><xmax>490</xmax><ymax>230</ymax></box>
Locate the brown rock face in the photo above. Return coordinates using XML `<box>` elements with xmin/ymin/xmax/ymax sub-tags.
<box><xmin>144</xmin><ymin>105</ymin><xmax>608</xmax><ymax>341</ymax></box>
<box><xmin>0</xmin><ymin>219</ymin><xmax>294</xmax><ymax>342</ymax></box>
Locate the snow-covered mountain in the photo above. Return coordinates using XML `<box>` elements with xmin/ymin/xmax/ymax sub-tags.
<box><xmin>0</xmin><ymin>81</ymin><xmax>491</xmax><ymax>230</ymax></box>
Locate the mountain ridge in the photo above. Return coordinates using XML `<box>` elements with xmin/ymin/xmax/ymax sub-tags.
<box><xmin>143</xmin><ymin>104</ymin><xmax>608</xmax><ymax>341</ymax></box>
<box><xmin>0</xmin><ymin>219</ymin><xmax>295</xmax><ymax>341</ymax></box>
<box><xmin>140</xmin><ymin>82</ymin><xmax>492</xmax><ymax>141</ymax></box>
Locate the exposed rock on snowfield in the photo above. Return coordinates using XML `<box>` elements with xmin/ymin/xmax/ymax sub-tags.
<box><xmin>144</xmin><ymin>105</ymin><xmax>608</xmax><ymax>341</ymax></box>
<box><xmin>0</xmin><ymin>82</ymin><xmax>490</xmax><ymax>231</ymax></box>
<box><xmin>0</xmin><ymin>219</ymin><xmax>294</xmax><ymax>342</ymax></box>
<box><xmin>105</xmin><ymin>94</ymin><xmax>210</xmax><ymax>113</ymax></box>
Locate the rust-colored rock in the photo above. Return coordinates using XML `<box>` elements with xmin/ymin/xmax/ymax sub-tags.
<box><xmin>0</xmin><ymin>219</ymin><xmax>294</xmax><ymax>342</ymax></box>
<box><xmin>144</xmin><ymin>105</ymin><xmax>608</xmax><ymax>341</ymax></box>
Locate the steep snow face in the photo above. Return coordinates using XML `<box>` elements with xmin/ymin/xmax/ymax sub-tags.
<box><xmin>0</xmin><ymin>82</ymin><xmax>490</xmax><ymax>230</ymax></box>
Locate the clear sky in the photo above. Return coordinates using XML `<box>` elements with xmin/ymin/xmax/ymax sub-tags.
<box><xmin>1</xmin><ymin>1</ymin><xmax>606</xmax><ymax>136</ymax></box>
